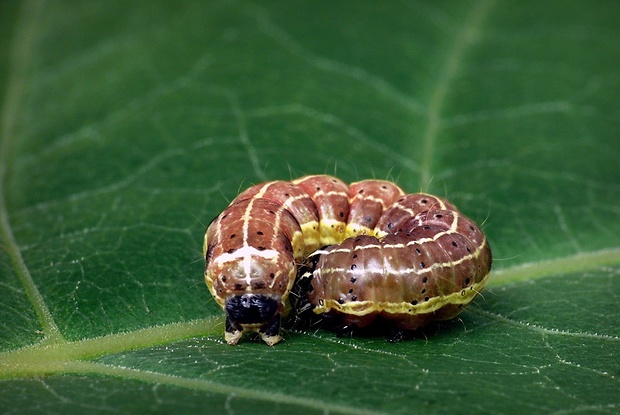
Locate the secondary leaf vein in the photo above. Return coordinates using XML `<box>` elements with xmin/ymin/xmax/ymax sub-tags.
<box><xmin>419</xmin><ymin>0</ymin><xmax>494</xmax><ymax>188</ymax></box>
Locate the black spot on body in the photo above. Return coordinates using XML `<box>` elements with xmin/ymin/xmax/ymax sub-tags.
<box><xmin>205</xmin><ymin>245</ymin><xmax>215</xmax><ymax>262</ymax></box>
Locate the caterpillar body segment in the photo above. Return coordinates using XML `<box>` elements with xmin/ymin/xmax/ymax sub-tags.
<box><xmin>345</xmin><ymin>180</ymin><xmax>405</xmax><ymax>238</ymax></box>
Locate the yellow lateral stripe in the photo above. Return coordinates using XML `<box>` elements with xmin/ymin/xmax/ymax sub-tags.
<box><xmin>314</xmin><ymin>273</ymin><xmax>490</xmax><ymax>316</ymax></box>
<box><xmin>318</xmin><ymin>218</ymin><xmax>347</xmax><ymax>245</ymax></box>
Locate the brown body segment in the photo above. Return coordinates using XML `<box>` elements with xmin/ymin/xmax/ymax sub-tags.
<box><xmin>375</xmin><ymin>193</ymin><xmax>456</xmax><ymax>236</ymax></box>
<box><xmin>346</xmin><ymin>180</ymin><xmax>405</xmax><ymax>238</ymax></box>
<box><xmin>232</xmin><ymin>181</ymin><xmax>321</xmax><ymax>256</ymax></box>
<box><xmin>292</xmin><ymin>175</ymin><xmax>350</xmax><ymax>246</ymax></box>
<box><xmin>205</xmin><ymin>198</ymin><xmax>299</xmax><ymax>300</ymax></box>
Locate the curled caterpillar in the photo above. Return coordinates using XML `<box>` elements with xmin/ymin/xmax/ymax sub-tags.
<box><xmin>203</xmin><ymin>175</ymin><xmax>492</xmax><ymax>345</ymax></box>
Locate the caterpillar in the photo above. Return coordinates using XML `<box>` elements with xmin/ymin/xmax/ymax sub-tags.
<box><xmin>203</xmin><ymin>175</ymin><xmax>492</xmax><ymax>345</ymax></box>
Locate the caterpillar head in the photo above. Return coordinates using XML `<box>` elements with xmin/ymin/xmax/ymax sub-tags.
<box><xmin>224</xmin><ymin>294</ymin><xmax>283</xmax><ymax>346</ymax></box>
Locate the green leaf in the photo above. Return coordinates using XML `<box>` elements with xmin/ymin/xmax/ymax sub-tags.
<box><xmin>1</xmin><ymin>1</ymin><xmax>619</xmax><ymax>414</ymax></box>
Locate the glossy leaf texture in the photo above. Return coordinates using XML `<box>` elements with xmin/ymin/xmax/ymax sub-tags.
<box><xmin>1</xmin><ymin>1</ymin><xmax>619</xmax><ymax>414</ymax></box>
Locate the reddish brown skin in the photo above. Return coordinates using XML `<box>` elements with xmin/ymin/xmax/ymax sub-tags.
<box><xmin>346</xmin><ymin>181</ymin><xmax>405</xmax><ymax>236</ymax></box>
<box><xmin>375</xmin><ymin>194</ymin><xmax>457</xmax><ymax>234</ymax></box>
<box><xmin>232</xmin><ymin>181</ymin><xmax>322</xmax><ymax>256</ymax></box>
<box><xmin>206</xmin><ymin>198</ymin><xmax>299</xmax><ymax>300</ymax></box>
<box><xmin>292</xmin><ymin>176</ymin><xmax>351</xmax><ymax>245</ymax></box>
<box><xmin>292</xmin><ymin>176</ymin><xmax>350</xmax><ymax>223</ymax></box>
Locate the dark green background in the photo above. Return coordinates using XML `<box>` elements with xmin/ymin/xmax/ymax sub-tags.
<box><xmin>1</xmin><ymin>1</ymin><xmax>618</xmax><ymax>414</ymax></box>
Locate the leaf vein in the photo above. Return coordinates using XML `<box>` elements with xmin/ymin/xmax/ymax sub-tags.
<box><xmin>0</xmin><ymin>0</ymin><xmax>63</xmax><ymax>344</ymax></box>
<box><xmin>418</xmin><ymin>0</ymin><xmax>495</xmax><ymax>188</ymax></box>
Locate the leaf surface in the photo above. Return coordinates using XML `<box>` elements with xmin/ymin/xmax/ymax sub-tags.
<box><xmin>1</xmin><ymin>1</ymin><xmax>619</xmax><ymax>414</ymax></box>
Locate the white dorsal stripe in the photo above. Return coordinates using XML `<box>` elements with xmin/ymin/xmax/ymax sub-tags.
<box><xmin>319</xmin><ymin>237</ymin><xmax>487</xmax><ymax>276</ymax></box>
<box><xmin>213</xmin><ymin>246</ymin><xmax>280</xmax><ymax>266</ymax></box>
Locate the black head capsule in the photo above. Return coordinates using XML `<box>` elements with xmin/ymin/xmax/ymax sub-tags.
<box><xmin>224</xmin><ymin>294</ymin><xmax>282</xmax><ymax>346</ymax></box>
<box><xmin>225</xmin><ymin>294</ymin><xmax>280</xmax><ymax>324</ymax></box>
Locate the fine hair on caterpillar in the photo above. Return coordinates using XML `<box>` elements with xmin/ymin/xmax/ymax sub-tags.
<box><xmin>203</xmin><ymin>175</ymin><xmax>492</xmax><ymax>345</ymax></box>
